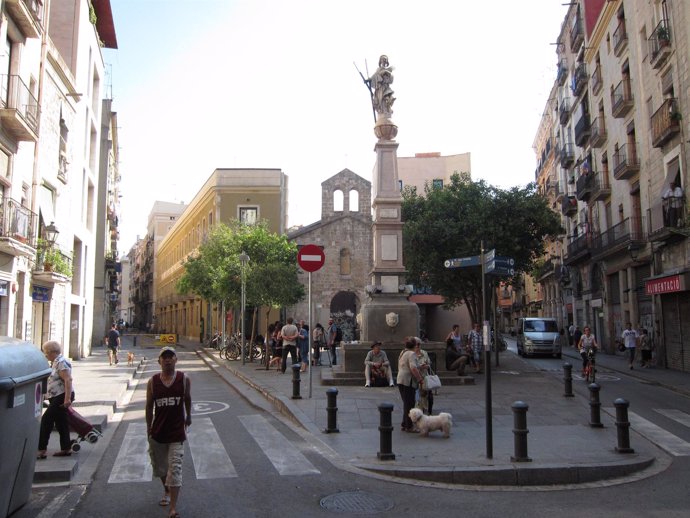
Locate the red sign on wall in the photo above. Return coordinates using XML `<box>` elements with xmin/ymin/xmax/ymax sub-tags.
<box><xmin>645</xmin><ymin>274</ymin><xmax>685</xmax><ymax>295</ymax></box>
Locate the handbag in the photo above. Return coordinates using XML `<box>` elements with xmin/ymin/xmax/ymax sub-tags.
<box><xmin>424</xmin><ymin>366</ymin><xmax>442</xmax><ymax>390</ymax></box>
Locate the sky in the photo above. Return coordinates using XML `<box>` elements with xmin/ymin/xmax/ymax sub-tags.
<box><xmin>104</xmin><ymin>0</ymin><xmax>568</xmax><ymax>252</ymax></box>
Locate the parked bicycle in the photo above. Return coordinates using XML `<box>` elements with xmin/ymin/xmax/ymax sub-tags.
<box><xmin>219</xmin><ymin>333</ymin><xmax>262</xmax><ymax>361</ymax></box>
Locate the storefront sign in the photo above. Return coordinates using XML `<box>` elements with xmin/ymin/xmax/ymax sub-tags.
<box><xmin>645</xmin><ymin>274</ymin><xmax>686</xmax><ymax>295</ymax></box>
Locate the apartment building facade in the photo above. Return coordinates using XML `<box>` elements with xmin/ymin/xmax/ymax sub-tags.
<box><xmin>155</xmin><ymin>169</ymin><xmax>288</xmax><ymax>342</ymax></box>
<box><xmin>0</xmin><ymin>0</ymin><xmax>117</xmax><ymax>357</ymax></box>
<box><xmin>535</xmin><ymin>0</ymin><xmax>689</xmax><ymax>370</ymax></box>
<box><xmin>397</xmin><ymin>151</ymin><xmax>471</xmax><ymax>193</ymax></box>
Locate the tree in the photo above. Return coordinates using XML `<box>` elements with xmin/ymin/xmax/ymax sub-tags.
<box><xmin>177</xmin><ymin>221</ymin><xmax>305</xmax><ymax>340</ymax></box>
<box><xmin>401</xmin><ymin>173</ymin><xmax>562</xmax><ymax>324</ymax></box>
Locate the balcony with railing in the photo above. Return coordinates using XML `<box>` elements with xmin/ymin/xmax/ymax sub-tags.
<box><xmin>572</xmin><ymin>62</ymin><xmax>588</xmax><ymax>97</ymax></box>
<box><xmin>570</xmin><ymin>15</ymin><xmax>583</xmax><ymax>52</ymax></box>
<box><xmin>556</xmin><ymin>59</ymin><xmax>568</xmax><ymax>87</ymax></box>
<box><xmin>611</xmin><ymin>78</ymin><xmax>633</xmax><ymax>118</ymax></box>
<box><xmin>613</xmin><ymin>21</ymin><xmax>628</xmax><ymax>56</ymax></box>
<box><xmin>559</xmin><ymin>97</ymin><xmax>571</xmax><ymax>124</ymax></box>
<box><xmin>648</xmin><ymin>19</ymin><xmax>672</xmax><ymax>69</ymax></box>
<box><xmin>591</xmin><ymin>217</ymin><xmax>645</xmax><ymax>260</ymax></box>
<box><xmin>561</xmin><ymin>196</ymin><xmax>577</xmax><ymax>217</ymax></box>
<box><xmin>0</xmin><ymin>74</ymin><xmax>40</xmax><ymax>141</ymax></box>
<box><xmin>564</xmin><ymin>232</ymin><xmax>591</xmax><ymax>265</ymax></box>
<box><xmin>591</xmin><ymin>64</ymin><xmax>603</xmax><ymax>96</ymax></box>
<box><xmin>0</xmin><ymin>197</ymin><xmax>37</xmax><ymax>256</ymax></box>
<box><xmin>613</xmin><ymin>143</ymin><xmax>640</xmax><ymax>180</ymax></box>
<box><xmin>574</xmin><ymin>110</ymin><xmax>590</xmax><ymax>147</ymax></box>
<box><xmin>649</xmin><ymin>195</ymin><xmax>687</xmax><ymax>243</ymax></box>
<box><xmin>576</xmin><ymin>172</ymin><xmax>594</xmax><ymax>202</ymax></box>
<box><xmin>590</xmin><ymin>172</ymin><xmax>611</xmax><ymax>201</ymax></box>
<box><xmin>590</xmin><ymin>117</ymin><xmax>607</xmax><ymax>147</ymax></box>
<box><xmin>4</xmin><ymin>0</ymin><xmax>44</xmax><ymax>38</ymax></box>
<box><xmin>560</xmin><ymin>142</ymin><xmax>575</xmax><ymax>168</ymax></box>
<box><xmin>651</xmin><ymin>98</ymin><xmax>681</xmax><ymax>148</ymax></box>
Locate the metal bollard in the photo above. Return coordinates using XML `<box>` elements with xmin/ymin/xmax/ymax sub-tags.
<box><xmin>291</xmin><ymin>364</ymin><xmax>302</xmax><ymax>400</ymax></box>
<box><xmin>563</xmin><ymin>363</ymin><xmax>574</xmax><ymax>397</ymax></box>
<box><xmin>377</xmin><ymin>403</ymin><xmax>396</xmax><ymax>461</ymax></box>
<box><xmin>324</xmin><ymin>388</ymin><xmax>339</xmax><ymax>434</ymax></box>
<box><xmin>510</xmin><ymin>401</ymin><xmax>532</xmax><ymax>462</ymax></box>
<box><xmin>614</xmin><ymin>398</ymin><xmax>635</xmax><ymax>453</ymax></box>
<box><xmin>588</xmin><ymin>383</ymin><xmax>603</xmax><ymax>428</ymax></box>
<box><xmin>133</xmin><ymin>336</ymin><xmax>137</xmax><ymax>347</ymax></box>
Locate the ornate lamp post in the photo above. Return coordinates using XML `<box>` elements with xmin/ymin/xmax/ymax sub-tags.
<box><xmin>239</xmin><ymin>251</ymin><xmax>250</xmax><ymax>365</ymax></box>
<box><xmin>45</xmin><ymin>221</ymin><xmax>59</xmax><ymax>247</ymax></box>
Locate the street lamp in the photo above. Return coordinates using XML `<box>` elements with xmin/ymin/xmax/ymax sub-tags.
<box><xmin>239</xmin><ymin>251</ymin><xmax>250</xmax><ymax>365</ymax></box>
<box><xmin>44</xmin><ymin>221</ymin><xmax>59</xmax><ymax>247</ymax></box>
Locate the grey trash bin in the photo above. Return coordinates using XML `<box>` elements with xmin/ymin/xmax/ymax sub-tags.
<box><xmin>0</xmin><ymin>337</ymin><xmax>51</xmax><ymax>518</ymax></box>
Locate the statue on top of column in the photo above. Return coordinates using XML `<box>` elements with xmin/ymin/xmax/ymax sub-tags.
<box><xmin>367</xmin><ymin>55</ymin><xmax>395</xmax><ymax>117</ymax></box>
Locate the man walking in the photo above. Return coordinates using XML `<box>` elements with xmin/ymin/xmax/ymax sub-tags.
<box><xmin>146</xmin><ymin>347</ymin><xmax>191</xmax><ymax>518</ymax></box>
<box><xmin>622</xmin><ymin>322</ymin><xmax>639</xmax><ymax>370</ymax></box>
<box><xmin>280</xmin><ymin>317</ymin><xmax>299</xmax><ymax>373</ymax></box>
<box><xmin>107</xmin><ymin>323</ymin><xmax>120</xmax><ymax>365</ymax></box>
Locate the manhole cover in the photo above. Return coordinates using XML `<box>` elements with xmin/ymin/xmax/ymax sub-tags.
<box><xmin>320</xmin><ymin>491</ymin><xmax>394</xmax><ymax>514</ymax></box>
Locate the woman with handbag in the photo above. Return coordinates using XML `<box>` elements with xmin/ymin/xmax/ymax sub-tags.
<box><xmin>397</xmin><ymin>338</ymin><xmax>424</xmax><ymax>432</ymax></box>
<box><xmin>413</xmin><ymin>338</ymin><xmax>435</xmax><ymax>415</ymax></box>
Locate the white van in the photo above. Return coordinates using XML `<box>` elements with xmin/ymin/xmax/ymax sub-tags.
<box><xmin>516</xmin><ymin>317</ymin><xmax>561</xmax><ymax>358</ymax></box>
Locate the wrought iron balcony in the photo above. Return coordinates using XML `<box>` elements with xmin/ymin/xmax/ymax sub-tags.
<box><xmin>561</xmin><ymin>196</ymin><xmax>577</xmax><ymax>216</ymax></box>
<box><xmin>571</xmin><ymin>62</ymin><xmax>587</xmax><ymax>97</ymax></box>
<box><xmin>574</xmin><ymin>111</ymin><xmax>590</xmax><ymax>147</ymax></box>
<box><xmin>591</xmin><ymin>65</ymin><xmax>602</xmax><ymax>96</ymax></box>
<box><xmin>590</xmin><ymin>117</ymin><xmax>607</xmax><ymax>147</ymax></box>
<box><xmin>570</xmin><ymin>15</ymin><xmax>583</xmax><ymax>52</ymax></box>
<box><xmin>556</xmin><ymin>59</ymin><xmax>568</xmax><ymax>87</ymax></box>
<box><xmin>560</xmin><ymin>142</ymin><xmax>575</xmax><ymax>168</ymax></box>
<box><xmin>564</xmin><ymin>233</ymin><xmax>591</xmax><ymax>265</ymax></box>
<box><xmin>4</xmin><ymin>0</ymin><xmax>43</xmax><ymax>38</ymax></box>
<box><xmin>613</xmin><ymin>21</ymin><xmax>628</xmax><ymax>56</ymax></box>
<box><xmin>649</xmin><ymin>197</ymin><xmax>687</xmax><ymax>243</ymax></box>
<box><xmin>591</xmin><ymin>217</ymin><xmax>645</xmax><ymax>260</ymax></box>
<box><xmin>0</xmin><ymin>74</ymin><xmax>40</xmax><ymax>141</ymax></box>
<box><xmin>613</xmin><ymin>143</ymin><xmax>640</xmax><ymax>180</ymax></box>
<box><xmin>648</xmin><ymin>19</ymin><xmax>672</xmax><ymax>69</ymax></box>
<box><xmin>651</xmin><ymin>98</ymin><xmax>680</xmax><ymax>148</ymax></box>
<box><xmin>611</xmin><ymin>78</ymin><xmax>633</xmax><ymax>118</ymax></box>
<box><xmin>576</xmin><ymin>173</ymin><xmax>594</xmax><ymax>202</ymax></box>
<box><xmin>559</xmin><ymin>97</ymin><xmax>571</xmax><ymax>124</ymax></box>
<box><xmin>590</xmin><ymin>172</ymin><xmax>611</xmax><ymax>202</ymax></box>
<box><xmin>0</xmin><ymin>197</ymin><xmax>37</xmax><ymax>256</ymax></box>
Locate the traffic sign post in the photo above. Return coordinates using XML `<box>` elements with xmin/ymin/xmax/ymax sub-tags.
<box><xmin>444</xmin><ymin>255</ymin><xmax>481</xmax><ymax>268</ymax></box>
<box><xmin>297</xmin><ymin>244</ymin><xmax>325</xmax><ymax>399</ymax></box>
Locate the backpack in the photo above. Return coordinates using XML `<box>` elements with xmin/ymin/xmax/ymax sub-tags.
<box><xmin>335</xmin><ymin>325</ymin><xmax>343</xmax><ymax>343</ymax></box>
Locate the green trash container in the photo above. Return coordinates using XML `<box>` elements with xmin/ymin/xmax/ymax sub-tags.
<box><xmin>0</xmin><ymin>338</ymin><xmax>51</xmax><ymax>518</ymax></box>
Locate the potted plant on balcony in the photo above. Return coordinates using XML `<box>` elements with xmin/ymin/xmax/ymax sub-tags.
<box><xmin>657</xmin><ymin>25</ymin><xmax>670</xmax><ymax>44</ymax></box>
<box><xmin>36</xmin><ymin>239</ymin><xmax>71</xmax><ymax>277</ymax></box>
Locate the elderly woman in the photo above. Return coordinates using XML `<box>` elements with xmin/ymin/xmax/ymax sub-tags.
<box><xmin>397</xmin><ymin>337</ymin><xmax>424</xmax><ymax>432</ymax></box>
<box><xmin>37</xmin><ymin>341</ymin><xmax>74</xmax><ymax>458</ymax></box>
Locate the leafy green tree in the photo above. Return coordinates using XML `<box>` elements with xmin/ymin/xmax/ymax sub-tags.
<box><xmin>401</xmin><ymin>173</ymin><xmax>562</xmax><ymax>323</ymax></box>
<box><xmin>177</xmin><ymin>221</ymin><xmax>305</xmax><ymax>338</ymax></box>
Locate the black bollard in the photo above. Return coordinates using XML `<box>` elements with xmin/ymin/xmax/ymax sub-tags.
<box><xmin>291</xmin><ymin>364</ymin><xmax>302</xmax><ymax>400</ymax></box>
<box><xmin>377</xmin><ymin>403</ymin><xmax>396</xmax><ymax>461</ymax></box>
<box><xmin>510</xmin><ymin>401</ymin><xmax>532</xmax><ymax>462</ymax></box>
<box><xmin>614</xmin><ymin>398</ymin><xmax>634</xmax><ymax>453</ymax></box>
<box><xmin>588</xmin><ymin>383</ymin><xmax>603</xmax><ymax>428</ymax></box>
<box><xmin>563</xmin><ymin>363</ymin><xmax>574</xmax><ymax>397</ymax></box>
<box><xmin>324</xmin><ymin>388</ymin><xmax>339</xmax><ymax>433</ymax></box>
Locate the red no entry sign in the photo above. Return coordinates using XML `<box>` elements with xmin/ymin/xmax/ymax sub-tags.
<box><xmin>297</xmin><ymin>244</ymin><xmax>325</xmax><ymax>272</ymax></box>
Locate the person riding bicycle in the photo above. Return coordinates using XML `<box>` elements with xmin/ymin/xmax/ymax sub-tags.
<box><xmin>577</xmin><ymin>325</ymin><xmax>598</xmax><ymax>376</ymax></box>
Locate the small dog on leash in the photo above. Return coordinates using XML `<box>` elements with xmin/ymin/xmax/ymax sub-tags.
<box><xmin>127</xmin><ymin>352</ymin><xmax>135</xmax><ymax>366</ymax></box>
<box><xmin>409</xmin><ymin>407</ymin><xmax>453</xmax><ymax>438</ymax></box>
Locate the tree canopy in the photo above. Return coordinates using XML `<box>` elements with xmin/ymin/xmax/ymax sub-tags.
<box><xmin>401</xmin><ymin>173</ymin><xmax>562</xmax><ymax>323</ymax></box>
<box><xmin>177</xmin><ymin>221</ymin><xmax>305</xmax><ymax>314</ymax></box>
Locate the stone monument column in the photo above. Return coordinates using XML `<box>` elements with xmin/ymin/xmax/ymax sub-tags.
<box><xmin>359</xmin><ymin>55</ymin><xmax>419</xmax><ymax>344</ymax></box>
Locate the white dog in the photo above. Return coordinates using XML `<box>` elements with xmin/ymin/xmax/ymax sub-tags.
<box><xmin>408</xmin><ymin>407</ymin><xmax>453</xmax><ymax>438</ymax></box>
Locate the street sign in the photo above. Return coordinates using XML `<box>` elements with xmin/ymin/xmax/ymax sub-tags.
<box><xmin>487</xmin><ymin>266</ymin><xmax>515</xmax><ymax>276</ymax></box>
<box><xmin>444</xmin><ymin>255</ymin><xmax>481</xmax><ymax>268</ymax></box>
<box><xmin>297</xmin><ymin>244</ymin><xmax>325</xmax><ymax>272</ymax></box>
<box><xmin>486</xmin><ymin>255</ymin><xmax>515</xmax><ymax>274</ymax></box>
<box><xmin>494</xmin><ymin>256</ymin><xmax>515</xmax><ymax>267</ymax></box>
<box><xmin>484</xmin><ymin>249</ymin><xmax>496</xmax><ymax>263</ymax></box>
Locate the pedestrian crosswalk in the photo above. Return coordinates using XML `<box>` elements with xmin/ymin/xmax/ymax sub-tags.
<box><xmin>619</xmin><ymin>409</ymin><xmax>690</xmax><ymax>457</ymax></box>
<box><xmin>108</xmin><ymin>415</ymin><xmax>319</xmax><ymax>484</ymax></box>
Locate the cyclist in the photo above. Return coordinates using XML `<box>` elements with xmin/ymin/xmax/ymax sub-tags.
<box><xmin>577</xmin><ymin>325</ymin><xmax>598</xmax><ymax>377</ymax></box>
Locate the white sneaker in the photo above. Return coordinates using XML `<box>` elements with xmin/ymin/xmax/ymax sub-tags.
<box><xmin>389</xmin><ymin>382</ymin><xmax>395</xmax><ymax>387</ymax></box>
<box><xmin>364</xmin><ymin>383</ymin><xmax>370</xmax><ymax>387</ymax></box>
